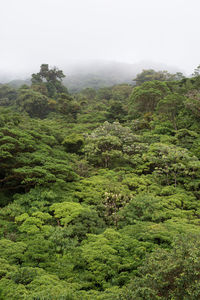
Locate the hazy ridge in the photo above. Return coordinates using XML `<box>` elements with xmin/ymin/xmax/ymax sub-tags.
<box><xmin>1</xmin><ymin>60</ymin><xmax>181</xmax><ymax>92</ymax></box>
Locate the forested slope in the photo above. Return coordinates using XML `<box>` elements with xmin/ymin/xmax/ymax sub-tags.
<box><xmin>1</xmin><ymin>65</ymin><xmax>200</xmax><ymax>299</ymax></box>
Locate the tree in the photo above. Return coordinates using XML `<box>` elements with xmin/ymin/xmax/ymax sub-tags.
<box><xmin>184</xmin><ymin>90</ymin><xmax>200</xmax><ymax>119</ymax></box>
<box><xmin>0</xmin><ymin>119</ymin><xmax>77</xmax><ymax>193</ymax></box>
<box><xmin>84</xmin><ymin>122</ymin><xmax>139</xmax><ymax>168</ymax></box>
<box><xmin>78</xmin><ymin>228</ymin><xmax>151</xmax><ymax>290</ymax></box>
<box><xmin>156</xmin><ymin>93</ymin><xmax>185</xmax><ymax>130</ymax></box>
<box><xmin>134</xmin><ymin>69</ymin><xmax>185</xmax><ymax>86</ymax></box>
<box><xmin>106</xmin><ymin>100</ymin><xmax>127</xmax><ymax>123</ymax></box>
<box><xmin>50</xmin><ymin>202</ymin><xmax>105</xmax><ymax>242</ymax></box>
<box><xmin>129</xmin><ymin>81</ymin><xmax>170</xmax><ymax>117</ymax></box>
<box><xmin>120</xmin><ymin>234</ymin><xmax>200</xmax><ymax>300</ymax></box>
<box><xmin>16</xmin><ymin>87</ymin><xmax>49</xmax><ymax>118</ymax></box>
<box><xmin>31</xmin><ymin>64</ymin><xmax>68</xmax><ymax>98</ymax></box>
<box><xmin>144</xmin><ymin>143</ymin><xmax>200</xmax><ymax>187</ymax></box>
<box><xmin>62</xmin><ymin>134</ymin><xmax>84</xmax><ymax>153</ymax></box>
<box><xmin>0</xmin><ymin>85</ymin><xmax>17</xmax><ymax>106</ymax></box>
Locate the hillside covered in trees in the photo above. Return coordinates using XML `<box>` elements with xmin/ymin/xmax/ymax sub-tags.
<box><xmin>1</xmin><ymin>64</ymin><xmax>200</xmax><ymax>299</ymax></box>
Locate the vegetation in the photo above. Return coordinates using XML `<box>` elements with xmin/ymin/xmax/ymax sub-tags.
<box><xmin>0</xmin><ymin>65</ymin><xmax>200</xmax><ymax>299</ymax></box>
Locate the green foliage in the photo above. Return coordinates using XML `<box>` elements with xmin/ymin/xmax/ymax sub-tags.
<box><xmin>2</xmin><ymin>67</ymin><xmax>200</xmax><ymax>299</ymax></box>
<box><xmin>0</xmin><ymin>85</ymin><xmax>17</xmax><ymax>106</ymax></box>
<box><xmin>106</xmin><ymin>100</ymin><xmax>127</xmax><ymax>123</ymax></box>
<box><xmin>15</xmin><ymin>212</ymin><xmax>52</xmax><ymax>234</ymax></box>
<box><xmin>62</xmin><ymin>134</ymin><xmax>84</xmax><ymax>153</ymax></box>
<box><xmin>0</xmin><ymin>116</ymin><xmax>77</xmax><ymax>193</ymax></box>
<box><xmin>121</xmin><ymin>234</ymin><xmax>200</xmax><ymax>300</ymax></box>
<box><xmin>143</xmin><ymin>142</ymin><xmax>200</xmax><ymax>187</ymax></box>
<box><xmin>134</xmin><ymin>69</ymin><xmax>185</xmax><ymax>85</ymax></box>
<box><xmin>0</xmin><ymin>239</ymin><xmax>27</xmax><ymax>264</ymax></box>
<box><xmin>129</xmin><ymin>81</ymin><xmax>170</xmax><ymax>117</ymax></box>
<box><xmin>84</xmin><ymin>121</ymin><xmax>139</xmax><ymax>167</ymax></box>
<box><xmin>77</xmin><ymin>228</ymin><xmax>151</xmax><ymax>289</ymax></box>
<box><xmin>16</xmin><ymin>88</ymin><xmax>49</xmax><ymax>118</ymax></box>
<box><xmin>50</xmin><ymin>202</ymin><xmax>85</xmax><ymax>226</ymax></box>
<box><xmin>156</xmin><ymin>93</ymin><xmax>185</xmax><ymax>129</ymax></box>
<box><xmin>31</xmin><ymin>64</ymin><xmax>67</xmax><ymax>98</ymax></box>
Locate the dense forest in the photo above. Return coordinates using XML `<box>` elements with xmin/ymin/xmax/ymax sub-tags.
<box><xmin>1</xmin><ymin>64</ymin><xmax>200</xmax><ymax>299</ymax></box>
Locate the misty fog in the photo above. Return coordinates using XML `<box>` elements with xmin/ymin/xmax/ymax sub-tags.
<box><xmin>1</xmin><ymin>0</ymin><xmax>200</xmax><ymax>84</ymax></box>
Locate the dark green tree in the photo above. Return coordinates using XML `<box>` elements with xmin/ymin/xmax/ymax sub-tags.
<box><xmin>129</xmin><ymin>81</ymin><xmax>170</xmax><ymax>117</ymax></box>
<box><xmin>31</xmin><ymin>64</ymin><xmax>68</xmax><ymax>98</ymax></box>
<box><xmin>134</xmin><ymin>69</ymin><xmax>185</xmax><ymax>86</ymax></box>
<box><xmin>120</xmin><ymin>234</ymin><xmax>200</xmax><ymax>300</ymax></box>
<box><xmin>16</xmin><ymin>87</ymin><xmax>49</xmax><ymax>118</ymax></box>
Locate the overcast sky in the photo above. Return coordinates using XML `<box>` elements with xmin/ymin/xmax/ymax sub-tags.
<box><xmin>1</xmin><ymin>0</ymin><xmax>200</xmax><ymax>76</ymax></box>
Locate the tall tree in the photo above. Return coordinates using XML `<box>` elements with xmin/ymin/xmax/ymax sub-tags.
<box><xmin>31</xmin><ymin>64</ymin><xmax>68</xmax><ymax>97</ymax></box>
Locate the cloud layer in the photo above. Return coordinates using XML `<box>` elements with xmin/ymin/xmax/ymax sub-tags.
<box><xmin>1</xmin><ymin>0</ymin><xmax>199</xmax><ymax>75</ymax></box>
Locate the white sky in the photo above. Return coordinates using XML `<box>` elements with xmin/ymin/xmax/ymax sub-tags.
<box><xmin>1</xmin><ymin>0</ymin><xmax>200</xmax><ymax>75</ymax></box>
